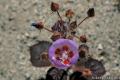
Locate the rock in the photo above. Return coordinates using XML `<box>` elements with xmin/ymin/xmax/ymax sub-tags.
<box><xmin>97</xmin><ymin>44</ymin><xmax>103</xmax><ymax>50</ymax></box>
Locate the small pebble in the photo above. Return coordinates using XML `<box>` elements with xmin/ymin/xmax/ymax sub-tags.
<box><xmin>98</xmin><ymin>44</ymin><xmax>103</xmax><ymax>50</ymax></box>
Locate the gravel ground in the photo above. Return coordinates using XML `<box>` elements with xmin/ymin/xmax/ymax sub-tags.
<box><xmin>0</xmin><ymin>0</ymin><xmax>120</xmax><ymax>80</ymax></box>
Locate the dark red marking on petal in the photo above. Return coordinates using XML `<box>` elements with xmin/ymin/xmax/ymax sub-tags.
<box><xmin>55</xmin><ymin>48</ymin><xmax>61</xmax><ymax>55</ymax></box>
<box><xmin>62</xmin><ymin>45</ymin><xmax>69</xmax><ymax>51</ymax></box>
<box><xmin>56</xmin><ymin>57</ymin><xmax>61</xmax><ymax>60</ymax></box>
<box><xmin>68</xmin><ymin>51</ymin><xmax>74</xmax><ymax>58</ymax></box>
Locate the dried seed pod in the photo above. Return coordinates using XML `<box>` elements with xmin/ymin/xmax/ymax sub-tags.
<box><xmin>29</xmin><ymin>41</ymin><xmax>52</xmax><ymax>67</ymax></box>
<box><xmin>31</xmin><ymin>22</ymin><xmax>44</xmax><ymax>30</ymax></box>
<box><xmin>79</xmin><ymin>44</ymin><xmax>89</xmax><ymax>58</ymax></box>
<box><xmin>52</xmin><ymin>20</ymin><xmax>68</xmax><ymax>32</ymax></box>
<box><xmin>69</xmin><ymin>21</ymin><xmax>77</xmax><ymax>30</ymax></box>
<box><xmin>46</xmin><ymin>67</ymin><xmax>67</xmax><ymax>80</ymax></box>
<box><xmin>80</xmin><ymin>35</ymin><xmax>87</xmax><ymax>43</ymax></box>
<box><xmin>51</xmin><ymin>2</ymin><xmax>59</xmax><ymax>12</ymax></box>
<box><xmin>87</xmin><ymin>8</ymin><xmax>95</xmax><ymax>17</ymax></box>
<box><xmin>51</xmin><ymin>31</ymin><xmax>62</xmax><ymax>41</ymax></box>
<box><xmin>85</xmin><ymin>57</ymin><xmax>106</xmax><ymax>77</ymax></box>
<box><xmin>65</xmin><ymin>9</ymin><xmax>74</xmax><ymax>18</ymax></box>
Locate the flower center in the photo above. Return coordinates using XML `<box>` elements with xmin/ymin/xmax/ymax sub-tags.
<box><xmin>54</xmin><ymin>45</ymin><xmax>74</xmax><ymax>65</ymax></box>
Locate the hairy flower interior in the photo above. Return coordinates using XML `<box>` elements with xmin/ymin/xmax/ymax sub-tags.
<box><xmin>54</xmin><ymin>45</ymin><xmax>74</xmax><ymax>65</ymax></box>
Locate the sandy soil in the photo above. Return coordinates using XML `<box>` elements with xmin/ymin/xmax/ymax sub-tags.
<box><xmin>0</xmin><ymin>0</ymin><xmax>120</xmax><ymax>80</ymax></box>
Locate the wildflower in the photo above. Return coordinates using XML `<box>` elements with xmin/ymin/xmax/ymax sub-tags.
<box><xmin>48</xmin><ymin>39</ymin><xmax>79</xmax><ymax>69</ymax></box>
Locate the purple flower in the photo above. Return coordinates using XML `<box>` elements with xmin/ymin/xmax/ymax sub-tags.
<box><xmin>48</xmin><ymin>39</ymin><xmax>79</xmax><ymax>69</ymax></box>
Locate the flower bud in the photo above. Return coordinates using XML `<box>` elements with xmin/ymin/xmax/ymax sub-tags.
<box><xmin>65</xmin><ymin>9</ymin><xmax>74</xmax><ymax>18</ymax></box>
<box><xmin>87</xmin><ymin>8</ymin><xmax>95</xmax><ymax>17</ymax></box>
<box><xmin>51</xmin><ymin>2</ymin><xmax>59</xmax><ymax>12</ymax></box>
<box><xmin>80</xmin><ymin>35</ymin><xmax>87</xmax><ymax>43</ymax></box>
<box><xmin>51</xmin><ymin>31</ymin><xmax>61</xmax><ymax>41</ymax></box>
<box><xmin>31</xmin><ymin>22</ymin><xmax>44</xmax><ymax>30</ymax></box>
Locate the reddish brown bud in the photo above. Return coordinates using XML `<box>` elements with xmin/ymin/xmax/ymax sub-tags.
<box><xmin>80</xmin><ymin>35</ymin><xmax>87</xmax><ymax>43</ymax></box>
<box><xmin>70</xmin><ymin>21</ymin><xmax>77</xmax><ymax>30</ymax></box>
<box><xmin>31</xmin><ymin>22</ymin><xmax>44</xmax><ymax>30</ymax></box>
<box><xmin>87</xmin><ymin>8</ymin><xmax>95</xmax><ymax>17</ymax></box>
<box><xmin>79</xmin><ymin>44</ymin><xmax>89</xmax><ymax>58</ymax></box>
<box><xmin>65</xmin><ymin>9</ymin><xmax>74</xmax><ymax>18</ymax></box>
<box><xmin>37</xmin><ymin>22</ymin><xmax>44</xmax><ymax>29</ymax></box>
<box><xmin>51</xmin><ymin>2</ymin><xmax>59</xmax><ymax>12</ymax></box>
<box><xmin>51</xmin><ymin>31</ymin><xmax>61</xmax><ymax>41</ymax></box>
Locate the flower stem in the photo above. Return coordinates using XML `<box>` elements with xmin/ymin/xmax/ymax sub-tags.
<box><xmin>43</xmin><ymin>27</ymin><xmax>53</xmax><ymax>33</ymax></box>
<box><xmin>57</xmin><ymin>11</ymin><xmax>62</xmax><ymax>21</ymax></box>
<box><xmin>73</xmin><ymin>35</ymin><xmax>80</xmax><ymax>40</ymax></box>
<box><xmin>77</xmin><ymin>17</ymin><xmax>89</xmax><ymax>27</ymax></box>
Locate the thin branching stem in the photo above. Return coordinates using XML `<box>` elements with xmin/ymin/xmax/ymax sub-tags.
<box><xmin>57</xmin><ymin>11</ymin><xmax>62</xmax><ymax>21</ymax></box>
<box><xmin>43</xmin><ymin>27</ymin><xmax>53</xmax><ymax>33</ymax></box>
<box><xmin>73</xmin><ymin>35</ymin><xmax>80</xmax><ymax>40</ymax></box>
<box><xmin>77</xmin><ymin>17</ymin><xmax>89</xmax><ymax>27</ymax></box>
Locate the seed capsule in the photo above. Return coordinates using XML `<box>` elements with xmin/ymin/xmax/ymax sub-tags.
<box><xmin>51</xmin><ymin>2</ymin><xmax>59</xmax><ymax>12</ymax></box>
<box><xmin>51</xmin><ymin>31</ymin><xmax>61</xmax><ymax>41</ymax></box>
<box><xmin>80</xmin><ymin>35</ymin><xmax>87</xmax><ymax>43</ymax></box>
<box><xmin>79</xmin><ymin>44</ymin><xmax>89</xmax><ymax>58</ymax></box>
<box><xmin>65</xmin><ymin>9</ymin><xmax>74</xmax><ymax>18</ymax></box>
<box><xmin>87</xmin><ymin>8</ymin><xmax>95</xmax><ymax>17</ymax></box>
<box><xmin>31</xmin><ymin>22</ymin><xmax>44</xmax><ymax>30</ymax></box>
<box><xmin>69</xmin><ymin>21</ymin><xmax>77</xmax><ymax>30</ymax></box>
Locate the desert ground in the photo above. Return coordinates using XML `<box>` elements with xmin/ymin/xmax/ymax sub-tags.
<box><xmin>0</xmin><ymin>0</ymin><xmax>120</xmax><ymax>80</ymax></box>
